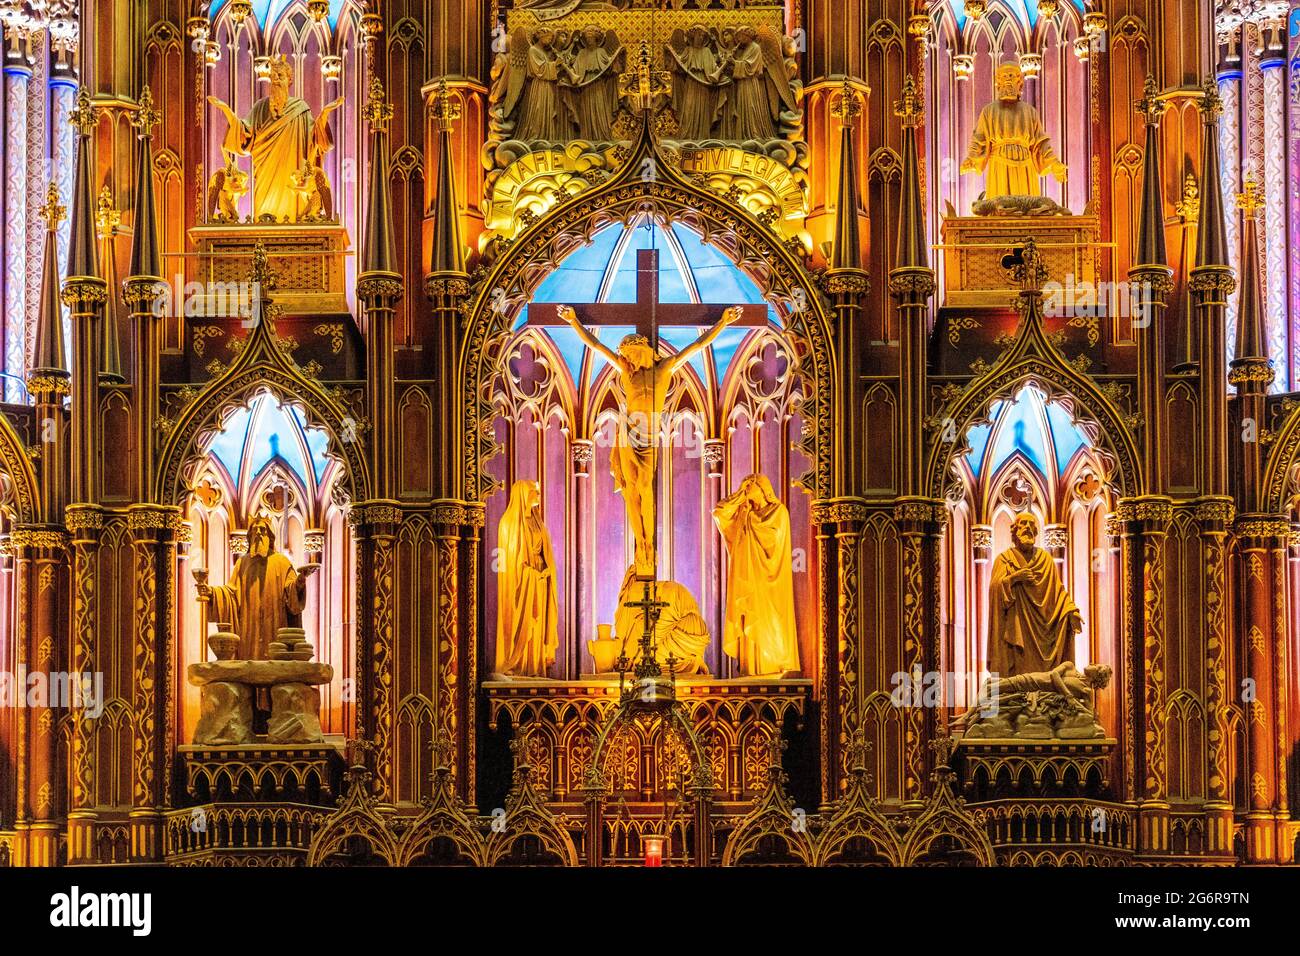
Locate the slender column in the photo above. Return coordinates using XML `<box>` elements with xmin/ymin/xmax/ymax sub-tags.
<box><xmin>1196</xmin><ymin>497</ymin><xmax>1235</xmax><ymax>855</ymax></box>
<box><xmin>811</xmin><ymin>501</ymin><xmax>837</xmax><ymax>808</ymax></box>
<box><xmin>23</xmin><ymin>31</ymin><xmax>45</xmax><ymax>368</ymax></box>
<box><xmin>895</xmin><ymin>499</ymin><xmax>943</xmax><ymax>807</ymax></box>
<box><xmin>433</xmin><ymin>501</ymin><xmax>463</xmax><ymax>795</ymax></box>
<box><xmin>1118</xmin><ymin>496</ymin><xmax>1173</xmax><ymax>855</ymax></box>
<box><xmin>828</xmin><ymin>498</ymin><xmax>865</xmax><ymax>797</ymax></box>
<box><xmin>126</xmin><ymin>505</ymin><xmax>178</xmax><ymax>862</ymax></box>
<box><xmin>10</xmin><ymin>527</ymin><xmax>68</xmax><ymax>867</ymax></box>
<box><xmin>1233</xmin><ymin>514</ymin><xmax>1288</xmax><ymax>863</ymax></box>
<box><xmin>3</xmin><ymin>36</ymin><xmax>31</xmax><ymax>402</ymax></box>
<box><xmin>1258</xmin><ymin>11</ymin><xmax>1288</xmax><ymax>387</ymax></box>
<box><xmin>64</xmin><ymin>505</ymin><xmax>102</xmax><ymax>864</ymax></box>
<box><xmin>349</xmin><ymin>502</ymin><xmax>400</xmax><ymax>806</ymax></box>
<box><xmin>1214</xmin><ymin>16</ymin><xmax>1243</xmax><ymax>371</ymax></box>
<box><xmin>459</xmin><ymin>502</ymin><xmax>484</xmax><ymax>804</ymax></box>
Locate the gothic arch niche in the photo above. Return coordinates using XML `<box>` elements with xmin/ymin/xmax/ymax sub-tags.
<box><xmin>927</xmin><ymin>0</ymin><xmax>1094</xmax><ymax>228</ymax></box>
<box><xmin>478</xmin><ymin>215</ymin><xmax>819</xmax><ymax>680</ymax></box>
<box><xmin>173</xmin><ymin>387</ymin><xmax>357</xmax><ymax>743</ymax></box>
<box><xmin>0</xmin><ymin>414</ymin><xmax>37</xmax><ymax>828</ymax></box>
<box><xmin>936</xmin><ymin>379</ymin><xmax>1129</xmax><ymax>738</ymax></box>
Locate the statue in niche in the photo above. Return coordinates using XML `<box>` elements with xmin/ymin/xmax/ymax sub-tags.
<box><xmin>194</xmin><ymin>514</ymin><xmax>317</xmax><ymax>662</ymax></box>
<box><xmin>496</xmin><ymin>27</ymin><xmax>573</xmax><ymax>142</ymax></box>
<box><xmin>557</xmin><ymin>304</ymin><xmax>741</xmax><ymax>577</ymax></box>
<box><xmin>960</xmin><ymin>63</ymin><xmax>1067</xmax><ymax>205</ymax></box>
<box><xmin>207</xmin><ymin>150</ymin><xmax>250</xmax><ymax>222</ymax></box>
<box><xmin>953</xmin><ymin>662</ymin><xmax>1112</xmax><ymax>739</ymax></box>
<box><xmin>666</xmin><ymin>26</ymin><xmax>728</xmax><ymax>140</ymax></box>
<box><xmin>207</xmin><ymin>55</ymin><xmax>342</xmax><ymax>223</ymax></box>
<box><xmin>613</xmin><ymin>566</ymin><xmax>710</xmax><ymax>676</ymax></box>
<box><xmin>714</xmin><ymin>473</ymin><xmax>800</xmax><ymax>676</ymax></box>
<box><xmin>494</xmin><ymin>480</ymin><xmax>560</xmax><ymax>678</ymax></box>
<box><xmin>564</xmin><ymin>26</ymin><xmax>625</xmax><ymax>141</ymax></box>
<box><xmin>718</xmin><ymin>25</ymin><xmax>799</xmax><ymax>141</ymax></box>
<box><xmin>987</xmin><ymin>511</ymin><xmax>1082</xmax><ymax>679</ymax></box>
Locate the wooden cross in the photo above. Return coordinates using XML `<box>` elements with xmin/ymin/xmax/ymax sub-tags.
<box><xmin>527</xmin><ymin>248</ymin><xmax>768</xmax><ymax>342</ymax></box>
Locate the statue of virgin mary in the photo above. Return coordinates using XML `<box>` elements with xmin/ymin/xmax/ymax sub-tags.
<box><xmin>495</xmin><ymin>480</ymin><xmax>560</xmax><ymax>678</ymax></box>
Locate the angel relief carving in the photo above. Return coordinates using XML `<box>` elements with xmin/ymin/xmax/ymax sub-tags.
<box><xmin>492</xmin><ymin>25</ymin><xmax>626</xmax><ymax>143</ymax></box>
<box><xmin>489</xmin><ymin>19</ymin><xmax>799</xmax><ymax>146</ymax></box>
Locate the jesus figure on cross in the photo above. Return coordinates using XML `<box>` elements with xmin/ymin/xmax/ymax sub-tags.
<box><xmin>557</xmin><ymin>303</ymin><xmax>742</xmax><ymax>577</ymax></box>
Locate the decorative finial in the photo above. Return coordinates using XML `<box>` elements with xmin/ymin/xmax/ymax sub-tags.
<box><xmin>832</xmin><ymin>79</ymin><xmax>863</xmax><ymax>126</ymax></box>
<box><xmin>618</xmin><ymin>39</ymin><xmax>671</xmax><ymax>114</ymax></box>
<box><xmin>1006</xmin><ymin>236</ymin><xmax>1047</xmax><ymax>291</ymax></box>
<box><xmin>362</xmin><ymin>74</ymin><xmax>393</xmax><ymax>132</ymax></box>
<box><xmin>431</xmin><ymin>77</ymin><xmax>461</xmax><ymax>133</ymax></box>
<box><xmin>39</xmin><ymin>183</ymin><xmax>65</xmax><ymax>231</ymax></box>
<box><xmin>1199</xmin><ymin>79</ymin><xmax>1223</xmax><ymax>119</ymax></box>
<box><xmin>1135</xmin><ymin>73</ymin><xmax>1167</xmax><ymax>125</ymax></box>
<box><xmin>95</xmin><ymin>186</ymin><xmax>120</xmax><ymax>241</ymax></box>
<box><xmin>1237</xmin><ymin>178</ymin><xmax>1264</xmax><ymax>220</ymax></box>
<box><xmin>249</xmin><ymin>240</ymin><xmax>277</xmax><ymax>292</ymax></box>
<box><xmin>893</xmin><ymin>74</ymin><xmax>921</xmax><ymax>127</ymax></box>
<box><xmin>131</xmin><ymin>85</ymin><xmax>161</xmax><ymax>138</ymax></box>
<box><xmin>69</xmin><ymin>88</ymin><xmax>100</xmax><ymax>136</ymax></box>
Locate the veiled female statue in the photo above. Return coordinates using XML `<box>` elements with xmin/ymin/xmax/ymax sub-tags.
<box><xmin>495</xmin><ymin>480</ymin><xmax>560</xmax><ymax>678</ymax></box>
<box><xmin>713</xmin><ymin>474</ymin><xmax>800</xmax><ymax>676</ymax></box>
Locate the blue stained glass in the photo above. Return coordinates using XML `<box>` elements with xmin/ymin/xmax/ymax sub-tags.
<box><xmin>248</xmin><ymin>401</ymin><xmax>309</xmax><ymax>482</ymax></box>
<box><xmin>659</xmin><ymin>327</ymin><xmax>710</xmax><ymax>381</ymax></box>
<box><xmin>987</xmin><ymin>390</ymin><xmax>1048</xmax><ymax>476</ymax></box>
<box><xmin>209</xmin><ymin>406</ymin><xmax>253</xmax><ymax>480</ymax></box>
<box><xmin>1045</xmin><ymin>400</ymin><xmax>1087</xmax><ymax>475</ymax></box>
<box><xmin>709</xmin><ymin>328</ymin><xmax>751</xmax><ymax>382</ymax></box>
<box><xmin>212</xmin><ymin>0</ymin><xmax>346</xmax><ymax>27</ymax></box>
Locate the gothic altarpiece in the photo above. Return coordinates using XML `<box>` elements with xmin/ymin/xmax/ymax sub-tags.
<box><xmin>0</xmin><ymin>0</ymin><xmax>1294</xmax><ymax>870</ymax></box>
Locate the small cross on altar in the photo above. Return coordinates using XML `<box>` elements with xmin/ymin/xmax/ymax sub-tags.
<box><xmin>528</xmin><ymin>248</ymin><xmax>768</xmax><ymax>341</ymax></box>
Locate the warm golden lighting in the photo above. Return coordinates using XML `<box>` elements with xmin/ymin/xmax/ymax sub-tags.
<box><xmin>254</xmin><ymin>56</ymin><xmax>271</xmax><ymax>82</ymax></box>
<box><xmin>321</xmin><ymin>55</ymin><xmax>342</xmax><ymax>82</ymax></box>
<box><xmin>204</xmin><ymin>40</ymin><xmax>221</xmax><ymax>68</ymax></box>
<box><xmin>307</xmin><ymin>0</ymin><xmax>330</xmax><ymax>23</ymax></box>
<box><xmin>1083</xmin><ymin>11</ymin><xmax>1107</xmax><ymax>37</ymax></box>
<box><xmin>963</xmin><ymin>0</ymin><xmax>987</xmax><ymax>19</ymax></box>
<box><xmin>1037</xmin><ymin>0</ymin><xmax>1060</xmax><ymax>19</ymax></box>
<box><xmin>643</xmin><ymin>835</ymin><xmax>665</xmax><ymax>867</ymax></box>
<box><xmin>953</xmin><ymin>53</ymin><xmax>975</xmax><ymax>81</ymax></box>
<box><xmin>1018</xmin><ymin>53</ymin><xmax>1042</xmax><ymax>79</ymax></box>
<box><xmin>228</xmin><ymin>0</ymin><xmax>252</xmax><ymax>24</ymax></box>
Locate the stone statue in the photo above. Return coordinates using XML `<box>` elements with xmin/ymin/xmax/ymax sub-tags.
<box><xmin>713</xmin><ymin>473</ymin><xmax>800</xmax><ymax>676</ymax></box>
<box><xmin>666</xmin><ymin>25</ymin><xmax>727</xmax><ymax>140</ymax></box>
<box><xmin>719</xmin><ymin>25</ymin><xmax>799</xmax><ymax>141</ymax></box>
<box><xmin>613</xmin><ymin>566</ymin><xmax>710</xmax><ymax>675</ymax></box>
<box><xmin>557</xmin><ymin>304</ymin><xmax>741</xmax><ymax>577</ymax></box>
<box><xmin>564</xmin><ymin>26</ymin><xmax>624</xmax><ymax>141</ymax></box>
<box><xmin>953</xmin><ymin>661</ymin><xmax>1112</xmax><ymax>739</ymax></box>
<box><xmin>495</xmin><ymin>479</ymin><xmax>560</xmax><ymax>678</ymax></box>
<box><xmin>987</xmin><ymin>512</ymin><xmax>1082</xmax><ymax>678</ymax></box>
<box><xmin>194</xmin><ymin>515</ymin><xmax>318</xmax><ymax>662</ymax></box>
<box><xmin>206</xmin><ymin>151</ymin><xmax>249</xmax><ymax>222</ymax></box>
<box><xmin>207</xmin><ymin>54</ymin><xmax>342</xmax><ymax>222</ymax></box>
<box><xmin>960</xmin><ymin>63</ymin><xmax>1066</xmax><ymax>203</ymax></box>
<box><xmin>496</xmin><ymin>27</ymin><xmax>573</xmax><ymax>142</ymax></box>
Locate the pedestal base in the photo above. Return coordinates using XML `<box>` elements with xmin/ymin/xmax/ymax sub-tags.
<box><xmin>268</xmin><ymin>683</ymin><xmax>324</xmax><ymax>743</ymax></box>
<box><xmin>194</xmin><ymin>681</ymin><xmax>254</xmax><ymax>746</ymax></box>
<box><xmin>940</xmin><ymin>213</ymin><xmax>1101</xmax><ymax>308</ymax></box>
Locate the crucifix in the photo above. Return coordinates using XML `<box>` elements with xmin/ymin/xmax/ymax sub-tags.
<box><xmin>532</xmin><ymin>247</ymin><xmax>766</xmax><ymax>579</ymax></box>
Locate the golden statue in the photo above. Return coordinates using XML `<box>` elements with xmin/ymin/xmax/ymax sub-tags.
<box><xmin>953</xmin><ymin>661</ymin><xmax>1112</xmax><ymax>739</ymax></box>
<box><xmin>288</xmin><ymin>159</ymin><xmax>333</xmax><ymax>221</ymax></box>
<box><xmin>495</xmin><ymin>480</ymin><xmax>560</xmax><ymax>678</ymax></box>
<box><xmin>194</xmin><ymin>515</ymin><xmax>318</xmax><ymax>662</ymax></box>
<box><xmin>987</xmin><ymin>512</ymin><xmax>1082</xmax><ymax>678</ymax></box>
<box><xmin>207</xmin><ymin>55</ymin><xmax>342</xmax><ymax>222</ymax></box>
<box><xmin>613</xmin><ymin>567</ymin><xmax>710</xmax><ymax>675</ymax></box>
<box><xmin>206</xmin><ymin>151</ymin><xmax>249</xmax><ymax>222</ymax></box>
<box><xmin>714</xmin><ymin>473</ymin><xmax>800</xmax><ymax>676</ymax></box>
<box><xmin>557</xmin><ymin>304</ymin><xmax>741</xmax><ymax>576</ymax></box>
<box><xmin>960</xmin><ymin>64</ymin><xmax>1066</xmax><ymax>201</ymax></box>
